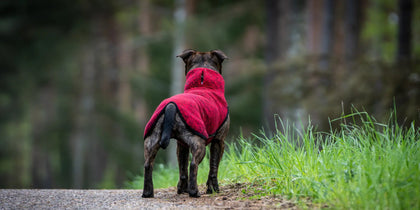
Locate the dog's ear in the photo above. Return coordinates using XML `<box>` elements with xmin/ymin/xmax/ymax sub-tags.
<box><xmin>211</xmin><ymin>50</ymin><xmax>228</xmax><ymax>74</ymax></box>
<box><xmin>211</xmin><ymin>50</ymin><xmax>228</xmax><ymax>63</ymax></box>
<box><xmin>177</xmin><ymin>49</ymin><xmax>196</xmax><ymax>63</ymax></box>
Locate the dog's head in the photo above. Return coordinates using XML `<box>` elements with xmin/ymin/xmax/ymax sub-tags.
<box><xmin>177</xmin><ymin>49</ymin><xmax>228</xmax><ymax>75</ymax></box>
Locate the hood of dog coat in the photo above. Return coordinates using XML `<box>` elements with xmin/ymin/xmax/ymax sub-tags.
<box><xmin>184</xmin><ymin>67</ymin><xmax>225</xmax><ymax>93</ymax></box>
<box><xmin>144</xmin><ymin>68</ymin><xmax>228</xmax><ymax>145</ymax></box>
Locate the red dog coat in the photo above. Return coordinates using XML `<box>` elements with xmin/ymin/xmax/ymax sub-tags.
<box><xmin>144</xmin><ymin>68</ymin><xmax>228</xmax><ymax>145</ymax></box>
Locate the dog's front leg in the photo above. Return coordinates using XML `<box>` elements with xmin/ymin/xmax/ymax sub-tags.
<box><xmin>206</xmin><ymin>139</ymin><xmax>225</xmax><ymax>194</ymax></box>
<box><xmin>177</xmin><ymin>141</ymin><xmax>189</xmax><ymax>194</ymax></box>
<box><xmin>142</xmin><ymin>135</ymin><xmax>160</xmax><ymax>198</ymax></box>
<box><xmin>188</xmin><ymin>137</ymin><xmax>206</xmax><ymax>197</ymax></box>
<box><xmin>207</xmin><ymin>116</ymin><xmax>229</xmax><ymax>194</ymax></box>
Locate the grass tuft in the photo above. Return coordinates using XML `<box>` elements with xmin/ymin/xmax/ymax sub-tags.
<box><xmin>223</xmin><ymin>111</ymin><xmax>420</xmax><ymax>209</ymax></box>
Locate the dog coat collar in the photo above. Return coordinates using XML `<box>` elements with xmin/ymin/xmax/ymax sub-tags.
<box><xmin>184</xmin><ymin>67</ymin><xmax>224</xmax><ymax>91</ymax></box>
<box><xmin>144</xmin><ymin>67</ymin><xmax>228</xmax><ymax>145</ymax></box>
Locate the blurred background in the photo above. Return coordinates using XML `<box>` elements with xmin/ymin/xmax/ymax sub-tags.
<box><xmin>0</xmin><ymin>0</ymin><xmax>419</xmax><ymax>189</ymax></box>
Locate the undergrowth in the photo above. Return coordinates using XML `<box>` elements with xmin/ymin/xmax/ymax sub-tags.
<box><xmin>127</xmin><ymin>111</ymin><xmax>420</xmax><ymax>209</ymax></box>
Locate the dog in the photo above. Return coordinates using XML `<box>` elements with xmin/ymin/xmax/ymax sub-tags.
<box><xmin>142</xmin><ymin>49</ymin><xmax>230</xmax><ymax>198</ymax></box>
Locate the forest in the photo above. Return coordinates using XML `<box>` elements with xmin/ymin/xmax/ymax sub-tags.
<box><xmin>1</xmin><ymin>0</ymin><xmax>419</xmax><ymax>189</ymax></box>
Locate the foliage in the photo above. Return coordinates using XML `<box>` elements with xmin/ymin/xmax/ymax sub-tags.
<box><xmin>362</xmin><ymin>0</ymin><xmax>398</xmax><ymax>62</ymax></box>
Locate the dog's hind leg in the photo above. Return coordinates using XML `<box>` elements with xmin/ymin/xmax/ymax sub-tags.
<box><xmin>142</xmin><ymin>119</ymin><xmax>163</xmax><ymax>198</ymax></box>
<box><xmin>176</xmin><ymin>142</ymin><xmax>189</xmax><ymax>194</ymax></box>
<box><xmin>188</xmin><ymin>137</ymin><xmax>206</xmax><ymax>197</ymax></box>
<box><xmin>207</xmin><ymin>115</ymin><xmax>230</xmax><ymax>194</ymax></box>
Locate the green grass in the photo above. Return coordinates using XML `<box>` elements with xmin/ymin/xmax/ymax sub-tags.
<box><xmin>127</xmin><ymin>111</ymin><xmax>420</xmax><ymax>209</ymax></box>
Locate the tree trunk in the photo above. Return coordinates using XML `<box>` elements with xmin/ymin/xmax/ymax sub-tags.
<box><xmin>135</xmin><ymin>0</ymin><xmax>152</xmax><ymax>174</ymax></box>
<box><xmin>135</xmin><ymin>0</ymin><xmax>151</xmax><ymax>124</ymax></box>
<box><xmin>263</xmin><ymin>0</ymin><xmax>279</xmax><ymax>131</ymax></box>
<box><xmin>306</xmin><ymin>0</ymin><xmax>323</xmax><ymax>55</ymax></box>
<box><xmin>344</xmin><ymin>0</ymin><xmax>362</xmax><ymax>61</ymax></box>
<box><xmin>30</xmin><ymin>87</ymin><xmax>56</xmax><ymax>188</ymax></box>
<box><xmin>91</xmin><ymin>15</ymin><xmax>122</xmax><ymax>188</ymax></box>
<box><xmin>305</xmin><ymin>0</ymin><xmax>335</xmax><ymax>129</ymax></box>
<box><xmin>396</xmin><ymin>0</ymin><xmax>413</xmax><ymax>63</ymax></box>
<box><xmin>167</xmin><ymin>0</ymin><xmax>187</xmax><ymax>166</ymax></box>
<box><xmin>319</xmin><ymin>0</ymin><xmax>334</xmax><ymax>70</ymax></box>
<box><xmin>106</xmin><ymin>16</ymin><xmax>128</xmax><ymax>187</ymax></box>
<box><xmin>264</xmin><ymin>0</ymin><xmax>307</xmax><ymax>132</ymax></box>
<box><xmin>71</xmin><ymin>46</ymin><xmax>96</xmax><ymax>188</ymax></box>
<box><xmin>395</xmin><ymin>0</ymin><xmax>414</xmax><ymax>124</ymax></box>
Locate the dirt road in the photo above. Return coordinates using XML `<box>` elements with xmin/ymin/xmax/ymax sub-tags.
<box><xmin>0</xmin><ymin>184</ymin><xmax>298</xmax><ymax>209</ymax></box>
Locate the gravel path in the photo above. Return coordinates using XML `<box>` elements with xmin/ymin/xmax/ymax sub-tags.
<box><xmin>0</xmin><ymin>189</ymin><xmax>175</xmax><ymax>209</ymax></box>
<box><xmin>0</xmin><ymin>184</ymin><xmax>300</xmax><ymax>209</ymax></box>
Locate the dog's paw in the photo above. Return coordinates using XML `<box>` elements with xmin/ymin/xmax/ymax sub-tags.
<box><xmin>189</xmin><ymin>190</ymin><xmax>201</xmax><ymax>198</ymax></box>
<box><xmin>142</xmin><ymin>192</ymin><xmax>154</xmax><ymax>198</ymax></box>
<box><xmin>206</xmin><ymin>187</ymin><xmax>220</xmax><ymax>194</ymax></box>
<box><xmin>177</xmin><ymin>178</ymin><xmax>188</xmax><ymax>194</ymax></box>
<box><xmin>206</xmin><ymin>179</ymin><xmax>220</xmax><ymax>194</ymax></box>
<box><xmin>177</xmin><ymin>188</ymin><xmax>188</xmax><ymax>194</ymax></box>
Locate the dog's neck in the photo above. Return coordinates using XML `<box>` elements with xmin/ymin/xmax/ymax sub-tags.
<box><xmin>186</xmin><ymin>65</ymin><xmax>219</xmax><ymax>75</ymax></box>
<box><xmin>184</xmin><ymin>68</ymin><xmax>225</xmax><ymax>92</ymax></box>
<box><xmin>187</xmin><ymin>67</ymin><xmax>217</xmax><ymax>73</ymax></box>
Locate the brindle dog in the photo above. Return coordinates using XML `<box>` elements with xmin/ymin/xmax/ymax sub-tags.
<box><xmin>142</xmin><ymin>49</ymin><xmax>229</xmax><ymax>198</ymax></box>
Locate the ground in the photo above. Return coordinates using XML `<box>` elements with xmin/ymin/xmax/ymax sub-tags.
<box><xmin>155</xmin><ymin>183</ymin><xmax>300</xmax><ymax>209</ymax></box>
<box><xmin>0</xmin><ymin>183</ymin><xmax>305</xmax><ymax>209</ymax></box>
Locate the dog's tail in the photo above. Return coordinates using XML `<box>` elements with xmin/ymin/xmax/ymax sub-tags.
<box><xmin>160</xmin><ymin>103</ymin><xmax>176</xmax><ymax>149</ymax></box>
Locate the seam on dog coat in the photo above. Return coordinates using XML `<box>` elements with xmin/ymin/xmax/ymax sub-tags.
<box><xmin>144</xmin><ymin>68</ymin><xmax>228</xmax><ymax>145</ymax></box>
